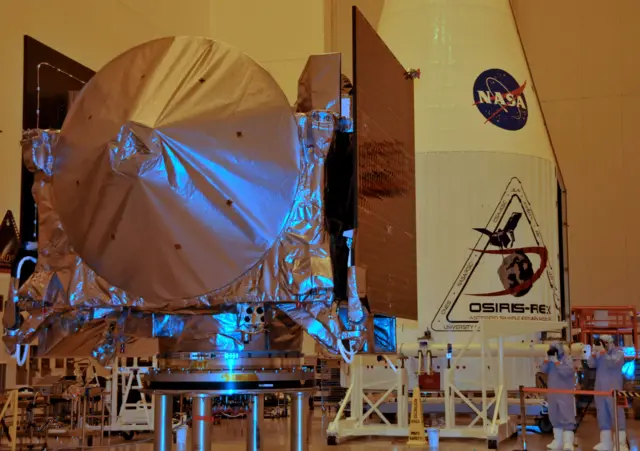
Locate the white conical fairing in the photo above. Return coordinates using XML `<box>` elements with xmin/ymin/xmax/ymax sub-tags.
<box><xmin>378</xmin><ymin>0</ymin><xmax>555</xmax><ymax>160</ymax></box>
<box><xmin>379</xmin><ymin>0</ymin><xmax>562</xmax><ymax>346</ymax></box>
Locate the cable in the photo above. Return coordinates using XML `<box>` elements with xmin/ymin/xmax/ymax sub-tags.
<box><xmin>13</xmin><ymin>256</ymin><xmax>37</xmax><ymax>367</ymax></box>
<box><xmin>16</xmin><ymin>256</ymin><xmax>37</xmax><ymax>280</ymax></box>
<box><xmin>15</xmin><ymin>344</ymin><xmax>29</xmax><ymax>367</ymax></box>
<box><xmin>337</xmin><ymin>340</ymin><xmax>357</xmax><ymax>365</ymax></box>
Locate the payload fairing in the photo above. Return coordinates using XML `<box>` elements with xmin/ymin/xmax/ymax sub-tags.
<box><xmin>327</xmin><ymin>3</ymin><xmax>571</xmax><ymax>447</ymax></box>
<box><xmin>378</xmin><ymin>0</ymin><xmax>568</xmax><ymax>344</ymax></box>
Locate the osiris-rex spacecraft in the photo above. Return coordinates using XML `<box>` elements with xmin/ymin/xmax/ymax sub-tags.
<box><xmin>4</xmin><ymin>8</ymin><xmax>416</xmax><ymax>451</ymax></box>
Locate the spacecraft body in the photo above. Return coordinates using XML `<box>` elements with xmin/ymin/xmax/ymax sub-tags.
<box><xmin>4</xmin><ymin>24</ymin><xmax>416</xmax><ymax>399</ymax></box>
<box><xmin>7</xmin><ymin>37</ymin><xmax>350</xmax><ymax>364</ymax></box>
<box><xmin>378</xmin><ymin>0</ymin><xmax>567</xmax><ymax>389</ymax></box>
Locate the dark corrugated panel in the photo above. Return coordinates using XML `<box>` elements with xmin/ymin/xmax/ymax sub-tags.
<box><xmin>353</xmin><ymin>7</ymin><xmax>417</xmax><ymax>320</ymax></box>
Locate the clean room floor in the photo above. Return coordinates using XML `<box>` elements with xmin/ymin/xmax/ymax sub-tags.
<box><xmin>36</xmin><ymin>409</ymin><xmax>640</xmax><ymax>450</ymax></box>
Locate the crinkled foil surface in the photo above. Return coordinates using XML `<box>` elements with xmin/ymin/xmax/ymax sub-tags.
<box><xmin>5</xmin><ymin>38</ymin><xmax>357</xmax><ymax>363</ymax></box>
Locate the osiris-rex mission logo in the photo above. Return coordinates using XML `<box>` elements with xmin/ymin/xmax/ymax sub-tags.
<box><xmin>431</xmin><ymin>178</ymin><xmax>561</xmax><ymax>332</ymax></box>
<box><xmin>473</xmin><ymin>69</ymin><xmax>528</xmax><ymax>131</ymax></box>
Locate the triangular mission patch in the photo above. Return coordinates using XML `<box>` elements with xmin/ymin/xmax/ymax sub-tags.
<box><xmin>0</xmin><ymin>210</ymin><xmax>20</xmax><ymax>274</ymax></box>
<box><xmin>431</xmin><ymin>178</ymin><xmax>560</xmax><ymax>332</ymax></box>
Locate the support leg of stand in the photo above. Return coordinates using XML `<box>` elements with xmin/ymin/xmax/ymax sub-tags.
<box><xmin>192</xmin><ymin>396</ymin><xmax>212</xmax><ymax>451</ymax></box>
<box><xmin>519</xmin><ymin>385</ymin><xmax>527</xmax><ymax>450</ymax></box>
<box><xmin>247</xmin><ymin>394</ymin><xmax>264</xmax><ymax>451</ymax></box>
<box><xmin>613</xmin><ymin>391</ymin><xmax>620</xmax><ymax>451</ymax></box>
<box><xmin>154</xmin><ymin>394</ymin><xmax>173</xmax><ymax>451</ymax></box>
<box><xmin>290</xmin><ymin>392</ymin><xmax>308</xmax><ymax>451</ymax></box>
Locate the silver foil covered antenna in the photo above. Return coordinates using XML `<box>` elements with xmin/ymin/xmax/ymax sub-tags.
<box><xmin>54</xmin><ymin>36</ymin><xmax>301</xmax><ymax>302</ymax></box>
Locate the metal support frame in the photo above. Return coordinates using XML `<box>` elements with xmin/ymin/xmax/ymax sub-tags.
<box><xmin>153</xmin><ymin>394</ymin><xmax>172</xmax><ymax>451</ymax></box>
<box><xmin>192</xmin><ymin>396</ymin><xmax>212</xmax><ymax>451</ymax></box>
<box><xmin>571</xmin><ymin>306</ymin><xmax>638</xmax><ymax>353</ymax></box>
<box><xmin>86</xmin><ymin>357</ymin><xmax>156</xmax><ymax>433</ymax></box>
<box><xmin>0</xmin><ymin>391</ymin><xmax>20</xmax><ymax>451</ymax></box>
<box><xmin>290</xmin><ymin>392</ymin><xmax>309</xmax><ymax>451</ymax></box>
<box><xmin>441</xmin><ymin>324</ymin><xmax>510</xmax><ymax>440</ymax></box>
<box><xmin>247</xmin><ymin>394</ymin><xmax>264</xmax><ymax>451</ymax></box>
<box><xmin>327</xmin><ymin>355</ymin><xmax>409</xmax><ymax>442</ymax></box>
<box><xmin>328</xmin><ymin>320</ymin><xmax>565</xmax><ymax>446</ymax></box>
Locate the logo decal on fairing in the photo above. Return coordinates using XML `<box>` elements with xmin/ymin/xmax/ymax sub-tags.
<box><xmin>431</xmin><ymin>178</ymin><xmax>560</xmax><ymax>332</ymax></box>
<box><xmin>472</xmin><ymin>69</ymin><xmax>528</xmax><ymax>131</ymax></box>
<box><xmin>0</xmin><ymin>210</ymin><xmax>20</xmax><ymax>273</ymax></box>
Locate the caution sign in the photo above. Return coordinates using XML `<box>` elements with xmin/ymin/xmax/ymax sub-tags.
<box><xmin>432</xmin><ymin>178</ymin><xmax>560</xmax><ymax>332</ymax></box>
<box><xmin>407</xmin><ymin>388</ymin><xmax>427</xmax><ymax>447</ymax></box>
<box><xmin>0</xmin><ymin>211</ymin><xmax>20</xmax><ymax>274</ymax></box>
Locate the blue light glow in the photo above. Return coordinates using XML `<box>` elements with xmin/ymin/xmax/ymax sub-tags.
<box><xmin>623</xmin><ymin>347</ymin><xmax>637</xmax><ymax>358</ymax></box>
<box><xmin>622</xmin><ymin>360</ymin><xmax>635</xmax><ymax>380</ymax></box>
<box><xmin>224</xmin><ymin>353</ymin><xmax>239</xmax><ymax>361</ymax></box>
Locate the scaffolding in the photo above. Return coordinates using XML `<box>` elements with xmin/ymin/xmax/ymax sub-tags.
<box><xmin>327</xmin><ymin>319</ymin><xmax>567</xmax><ymax>448</ymax></box>
<box><xmin>571</xmin><ymin>306</ymin><xmax>638</xmax><ymax>352</ymax></box>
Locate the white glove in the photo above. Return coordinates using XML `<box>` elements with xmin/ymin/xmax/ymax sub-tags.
<box><xmin>549</xmin><ymin>355</ymin><xmax>558</xmax><ymax>363</ymax></box>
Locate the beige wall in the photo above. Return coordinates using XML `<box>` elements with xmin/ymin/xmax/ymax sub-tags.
<box><xmin>325</xmin><ymin>0</ymin><xmax>384</xmax><ymax>79</ymax></box>
<box><xmin>210</xmin><ymin>0</ymin><xmax>325</xmax><ymax>102</ymax></box>
<box><xmin>512</xmin><ymin>0</ymin><xmax>640</xmax><ymax>308</ymax></box>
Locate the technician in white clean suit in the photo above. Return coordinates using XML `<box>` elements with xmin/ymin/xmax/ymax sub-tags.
<box><xmin>588</xmin><ymin>335</ymin><xmax>627</xmax><ymax>451</ymax></box>
<box><xmin>540</xmin><ymin>342</ymin><xmax>575</xmax><ymax>450</ymax></box>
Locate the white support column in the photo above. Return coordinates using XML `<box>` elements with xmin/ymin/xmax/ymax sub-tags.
<box><xmin>111</xmin><ymin>360</ymin><xmax>118</xmax><ymax>427</ymax></box>
<box><xmin>397</xmin><ymin>362</ymin><xmax>408</xmax><ymax>428</ymax></box>
<box><xmin>481</xmin><ymin>325</ymin><xmax>487</xmax><ymax>422</ymax></box>
<box><xmin>349</xmin><ymin>355</ymin><xmax>364</xmax><ymax>421</ymax></box>
<box><xmin>498</xmin><ymin>335</ymin><xmax>508</xmax><ymax>421</ymax></box>
<box><xmin>444</xmin><ymin>367</ymin><xmax>453</xmax><ymax>428</ymax></box>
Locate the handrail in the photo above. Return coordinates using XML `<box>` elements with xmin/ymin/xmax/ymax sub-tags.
<box><xmin>521</xmin><ymin>387</ymin><xmax>612</xmax><ymax>396</ymax></box>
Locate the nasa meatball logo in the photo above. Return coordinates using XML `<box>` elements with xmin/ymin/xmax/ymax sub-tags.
<box><xmin>431</xmin><ymin>178</ymin><xmax>561</xmax><ymax>332</ymax></box>
<box><xmin>472</xmin><ymin>69</ymin><xmax>528</xmax><ymax>131</ymax></box>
